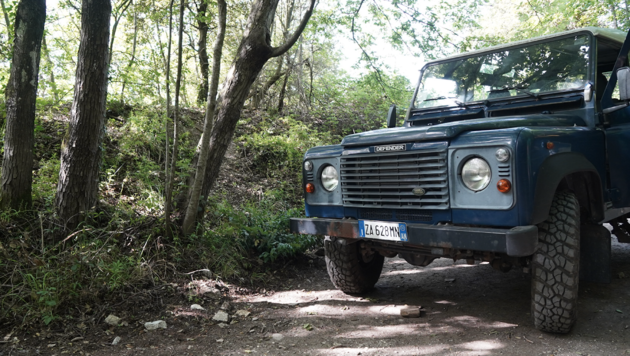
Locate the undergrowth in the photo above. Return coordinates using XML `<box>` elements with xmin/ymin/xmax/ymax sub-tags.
<box><xmin>0</xmin><ymin>101</ymin><xmax>326</xmax><ymax>328</ymax></box>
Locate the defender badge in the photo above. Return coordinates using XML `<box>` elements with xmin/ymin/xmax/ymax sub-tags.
<box><xmin>374</xmin><ymin>144</ymin><xmax>406</xmax><ymax>152</ymax></box>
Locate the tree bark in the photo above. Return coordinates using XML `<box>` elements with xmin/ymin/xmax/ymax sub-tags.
<box><xmin>0</xmin><ymin>0</ymin><xmax>46</xmax><ymax>211</ymax></box>
<box><xmin>182</xmin><ymin>0</ymin><xmax>226</xmax><ymax>234</ymax></box>
<box><xmin>198</xmin><ymin>0</ymin><xmax>316</xmax><ymax>205</ymax></box>
<box><xmin>55</xmin><ymin>0</ymin><xmax>111</xmax><ymax>227</ymax></box>
<box><xmin>195</xmin><ymin>0</ymin><xmax>210</xmax><ymax>105</ymax></box>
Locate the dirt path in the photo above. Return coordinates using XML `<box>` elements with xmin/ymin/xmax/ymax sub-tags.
<box><xmin>5</xmin><ymin>238</ymin><xmax>630</xmax><ymax>356</ymax></box>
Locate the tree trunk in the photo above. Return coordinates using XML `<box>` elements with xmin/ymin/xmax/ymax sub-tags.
<box><xmin>198</xmin><ymin>0</ymin><xmax>316</xmax><ymax>204</ymax></box>
<box><xmin>163</xmin><ymin>0</ymin><xmax>174</xmax><ymax>232</ymax></box>
<box><xmin>0</xmin><ymin>0</ymin><xmax>12</xmax><ymax>44</ymax></box>
<box><xmin>195</xmin><ymin>0</ymin><xmax>210</xmax><ymax>105</ymax></box>
<box><xmin>164</xmin><ymin>0</ymin><xmax>185</xmax><ymax>236</ymax></box>
<box><xmin>120</xmin><ymin>1</ymin><xmax>138</xmax><ymax>102</ymax></box>
<box><xmin>55</xmin><ymin>0</ymin><xmax>111</xmax><ymax>228</ymax></box>
<box><xmin>0</xmin><ymin>0</ymin><xmax>46</xmax><ymax>211</ymax></box>
<box><xmin>182</xmin><ymin>0</ymin><xmax>226</xmax><ymax>234</ymax></box>
<box><xmin>108</xmin><ymin>0</ymin><xmax>133</xmax><ymax>70</ymax></box>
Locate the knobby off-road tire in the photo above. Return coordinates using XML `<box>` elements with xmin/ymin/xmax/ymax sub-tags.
<box><xmin>532</xmin><ymin>191</ymin><xmax>580</xmax><ymax>334</ymax></box>
<box><xmin>324</xmin><ymin>236</ymin><xmax>384</xmax><ymax>294</ymax></box>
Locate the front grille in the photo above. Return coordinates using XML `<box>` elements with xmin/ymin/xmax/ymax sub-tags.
<box><xmin>358</xmin><ymin>208</ymin><xmax>433</xmax><ymax>222</ymax></box>
<box><xmin>341</xmin><ymin>144</ymin><xmax>449</xmax><ymax>210</ymax></box>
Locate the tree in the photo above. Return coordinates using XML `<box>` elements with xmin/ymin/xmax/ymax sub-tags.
<box><xmin>182</xmin><ymin>0</ymin><xmax>226</xmax><ymax>234</ymax></box>
<box><xmin>164</xmin><ymin>0</ymin><xmax>186</xmax><ymax>235</ymax></box>
<box><xmin>0</xmin><ymin>0</ymin><xmax>46</xmax><ymax>211</ymax></box>
<box><xmin>55</xmin><ymin>0</ymin><xmax>111</xmax><ymax>227</ymax></box>
<box><xmin>196</xmin><ymin>0</ymin><xmax>316</xmax><ymax>216</ymax></box>
<box><xmin>193</xmin><ymin>0</ymin><xmax>211</xmax><ymax>105</ymax></box>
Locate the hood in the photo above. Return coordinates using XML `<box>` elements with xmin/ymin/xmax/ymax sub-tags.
<box><xmin>340</xmin><ymin>114</ymin><xmax>586</xmax><ymax>147</ymax></box>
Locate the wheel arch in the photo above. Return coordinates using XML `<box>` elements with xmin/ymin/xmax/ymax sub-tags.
<box><xmin>531</xmin><ymin>152</ymin><xmax>604</xmax><ymax>225</ymax></box>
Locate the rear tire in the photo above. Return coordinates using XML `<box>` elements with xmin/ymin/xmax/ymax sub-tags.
<box><xmin>531</xmin><ymin>191</ymin><xmax>580</xmax><ymax>334</ymax></box>
<box><xmin>324</xmin><ymin>236</ymin><xmax>384</xmax><ymax>294</ymax></box>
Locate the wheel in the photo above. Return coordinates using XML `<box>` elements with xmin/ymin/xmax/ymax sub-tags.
<box><xmin>324</xmin><ymin>236</ymin><xmax>384</xmax><ymax>294</ymax></box>
<box><xmin>531</xmin><ymin>191</ymin><xmax>580</xmax><ymax>333</ymax></box>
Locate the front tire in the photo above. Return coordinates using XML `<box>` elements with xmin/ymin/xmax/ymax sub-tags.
<box><xmin>531</xmin><ymin>191</ymin><xmax>580</xmax><ymax>334</ymax></box>
<box><xmin>324</xmin><ymin>236</ymin><xmax>384</xmax><ymax>294</ymax></box>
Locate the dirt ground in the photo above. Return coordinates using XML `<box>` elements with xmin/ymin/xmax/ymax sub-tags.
<box><xmin>5</xmin><ymin>236</ymin><xmax>630</xmax><ymax>356</ymax></box>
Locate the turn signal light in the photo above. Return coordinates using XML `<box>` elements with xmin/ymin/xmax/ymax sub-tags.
<box><xmin>497</xmin><ymin>179</ymin><xmax>511</xmax><ymax>193</ymax></box>
<box><xmin>305</xmin><ymin>183</ymin><xmax>315</xmax><ymax>193</ymax></box>
<box><xmin>546</xmin><ymin>141</ymin><xmax>554</xmax><ymax>149</ymax></box>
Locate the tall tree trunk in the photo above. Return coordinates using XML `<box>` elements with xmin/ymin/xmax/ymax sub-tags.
<box><xmin>182</xmin><ymin>0</ymin><xmax>226</xmax><ymax>234</ymax></box>
<box><xmin>195</xmin><ymin>0</ymin><xmax>210</xmax><ymax>105</ymax></box>
<box><xmin>198</xmin><ymin>0</ymin><xmax>316</xmax><ymax>205</ymax></box>
<box><xmin>42</xmin><ymin>35</ymin><xmax>59</xmax><ymax>103</ymax></box>
<box><xmin>108</xmin><ymin>0</ymin><xmax>133</xmax><ymax>70</ymax></box>
<box><xmin>0</xmin><ymin>0</ymin><xmax>12</xmax><ymax>44</ymax></box>
<box><xmin>55</xmin><ymin>0</ymin><xmax>111</xmax><ymax>228</ymax></box>
<box><xmin>164</xmin><ymin>0</ymin><xmax>185</xmax><ymax>236</ymax></box>
<box><xmin>163</xmin><ymin>0</ymin><xmax>174</xmax><ymax>232</ymax></box>
<box><xmin>0</xmin><ymin>0</ymin><xmax>46</xmax><ymax>211</ymax></box>
<box><xmin>120</xmin><ymin>1</ymin><xmax>138</xmax><ymax>102</ymax></box>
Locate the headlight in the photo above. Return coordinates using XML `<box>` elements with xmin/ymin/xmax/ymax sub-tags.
<box><xmin>321</xmin><ymin>165</ymin><xmax>339</xmax><ymax>191</ymax></box>
<box><xmin>462</xmin><ymin>158</ymin><xmax>491</xmax><ymax>191</ymax></box>
<box><xmin>304</xmin><ymin>160</ymin><xmax>313</xmax><ymax>171</ymax></box>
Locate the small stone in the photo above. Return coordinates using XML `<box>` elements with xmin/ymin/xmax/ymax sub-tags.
<box><xmin>104</xmin><ymin>314</ymin><xmax>121</xmax><ymax>326</ymax></box>
<box><xmin>400</xmin><ymin>307</ymin><xmax>422</xmax><ymax>318</ymax></box>
<box><xmin>112</xmin><ymin>336</ymin><xmax>121</xmax><ymax>345</ymax></box>
<box><xmin>217</xmin><ymin>323</ymin><xmax>228</xmax><ymax>329</ymax></box>
<box><xmin>216</xmin><ymin>339</ymin><xmax>224</xmax><ymax>343</ymax></box>
<box><xmin>252</xmin><ymin>317</ymin><xmax>259</xmax><ymax>321</ymax></box>
<box><xmin>191</xmin><ymin>304</ymin><xmax>206</xmax><ymax>311</ymax></box>
<box><xmin>220</xmin><ymin>302</ymin><xmax>231</xmax><ymax>311</ymax></box>
<box><xmin>144</xmin><ymin>320</ymin><xmax>167</xmax><ymax>331</ymax></box>
<box><xmin>213</xmin><ymin>311</ymin><xmax>230</xmax><ymax>323</ymax></box>
<box><xmin>230</xmin><ymin>320</ymin><xmax>239</xmax><ymax>325</ymax></box>
<box><xmin>235</xmin><ymin>310</ymin><xmax>251</xmax><ymax>317</ymax></box>
<box><xmin>47</xmin><ymin>344</ymin><xmax>56</xmax><ymax>348</ymax></box>
<box><xmin>271</xmin><ymin>333</ymin><xmax>284</xmax><ymax>341</ymax></box>
<box><xmin>444</xmin><ymin>278</ymin><xmax>455</xmax><ymax>283</ymax></box>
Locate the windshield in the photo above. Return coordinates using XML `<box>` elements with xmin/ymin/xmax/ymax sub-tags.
<box><xmin>413</xmin><ymin>34</ymin><xmax>591</xmax><ymax>109</ymax></box>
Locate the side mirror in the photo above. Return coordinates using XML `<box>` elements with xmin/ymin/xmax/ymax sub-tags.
<box><xmin>387</xmin><ymin>104</ymin><xmax>397</xmax><ymax>128</ymax></box>
<box><xmin>603</xmin><ymin>67</ymin><xmax>630</xmax><ymax>114</ymax></box>
<box><xmin>619</xmin><ymin>67</ymin><xmax>630</xmax><ymax>100</ymax></box>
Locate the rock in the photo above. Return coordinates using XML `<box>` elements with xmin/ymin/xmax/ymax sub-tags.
<box><xmin>220</xmin><ymin>302</ymin><xmax>231</xmax><ymax>311</ymax></box>
<box><xmin>400</xmin><ymin>307</ymin><xmax>423</xmax><ymax>318</ymax></box>
<box><xmin>144</xmin><ymin>320</ymin><xmax>167</xmax><ymax>331</ymax></box>
<box><xmin>216</xmin><ymin>339</ymin><xmax>224</xmax><ymax>343</ymax></box>
<box><xmin>213</xmin><ymin>311</ymin><xmax>230</xmax><ymax>323</ymax></box>
<box><xmin>191</xmin><ymin>304</ymin><xmax>206</xmax><ymax>311</ymax></box>
<box><xmin>444</xmin><ymin>278</ymin><xmax>455</xmax><ymax>283</ymax></box>
<box><xmin>217</xmin><ymin>323</ymin><xmax>228</xmax><ymax>329</ymax></box>
<box><xmin>271</xmin><ymin>333</ymin><xmax>284</xmax><ymax>341</ymax></box>
<box><xmin>104</xmin><ymin>314</ymin><xmax>121</xmax><ymax>326</ymax></box>
<box><xmin>235</xmin><ymin>310</ymin><xmax>251</xmax><ymax>317</ymax></box>
<box><xmin>112</xmin><ymin>336</ymin><xmax>121</xmax><ymax>345</ymax></box>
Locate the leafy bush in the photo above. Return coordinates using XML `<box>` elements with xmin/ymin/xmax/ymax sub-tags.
<box><xmin>208</xmin><ymin>196</ymin><xmax>318</xmax><ymax>264</ymax></box>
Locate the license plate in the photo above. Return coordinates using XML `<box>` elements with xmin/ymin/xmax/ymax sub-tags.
<box><xmin>359</xmin><ymin>220</ymin><xmax>408</xmax><ymax>242</ymax></box>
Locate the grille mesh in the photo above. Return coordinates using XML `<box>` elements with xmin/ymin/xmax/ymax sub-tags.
<box><xmin>358</xmin><ymin>209</ymin><xmax>433</xmax><ymax>222</ymax></box>
<box><xmin>341</xmin><ymin>145</ymin><xmax>449</xmax><ymax>210</ymax></box>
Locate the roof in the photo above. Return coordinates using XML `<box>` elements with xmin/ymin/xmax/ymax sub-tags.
<box><xmin>425</xmin><ymin>27</ymin><xmax>628</xmax><ymax>65</ymax></box>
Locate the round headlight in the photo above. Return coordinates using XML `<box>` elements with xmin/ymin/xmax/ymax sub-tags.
<box><xmin>462</xmin><ymin>158</ymin><xmax>491</xmax><ymax>191</ymax></box>
<box><xmin>321</xmin><ymin>166</ymin><xmax>339</xmax><ymax>191</ymax></box>
<box><xmin>495</xmin><ymin>148</ymin><xmax>510</xmax><ymax>162</ymax></box>
<box><xmin>304</xmin><ymin>160</ymin><xmax>313</xmax><ymax>171</ymax></box>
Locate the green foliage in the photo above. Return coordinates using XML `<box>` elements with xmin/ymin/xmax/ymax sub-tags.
<box><xmin>310</xmin><ymin>71</ymin><xmax>412</xmax><ymax>138</ymax></box>
<box><xmin>207</xmin><ymin>197</ymin><xmax>318</xmax><ymax>264</ymax></box>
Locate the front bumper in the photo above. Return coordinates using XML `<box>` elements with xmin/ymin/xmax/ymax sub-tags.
<box><xmin>290</xmin><ymin>218</ymin><xmax>538</xmax><ymax>257</ymax></box>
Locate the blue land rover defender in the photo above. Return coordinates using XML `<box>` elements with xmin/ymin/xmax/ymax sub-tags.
<box><xmin>290</xmin><ymin>27</ymin><xmax>630</xmax><ymax>333</ymax></box>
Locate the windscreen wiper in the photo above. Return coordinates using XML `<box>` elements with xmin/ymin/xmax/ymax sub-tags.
<box><xmin>422</xmin><ymin>96</ymin><xmax>455</xmax><ymax>102</ymax></box>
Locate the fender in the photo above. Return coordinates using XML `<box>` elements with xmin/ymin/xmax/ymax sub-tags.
<box><xmin>531</xmin><ymin>152</ymin><xmax>605</xmax><ymax>224</ymax></box>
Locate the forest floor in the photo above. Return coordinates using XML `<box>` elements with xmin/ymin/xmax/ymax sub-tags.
<box><xmin>4</xmin><ymin>237</ymin><xmax>630</xmax><ymax>356</ymax></box>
